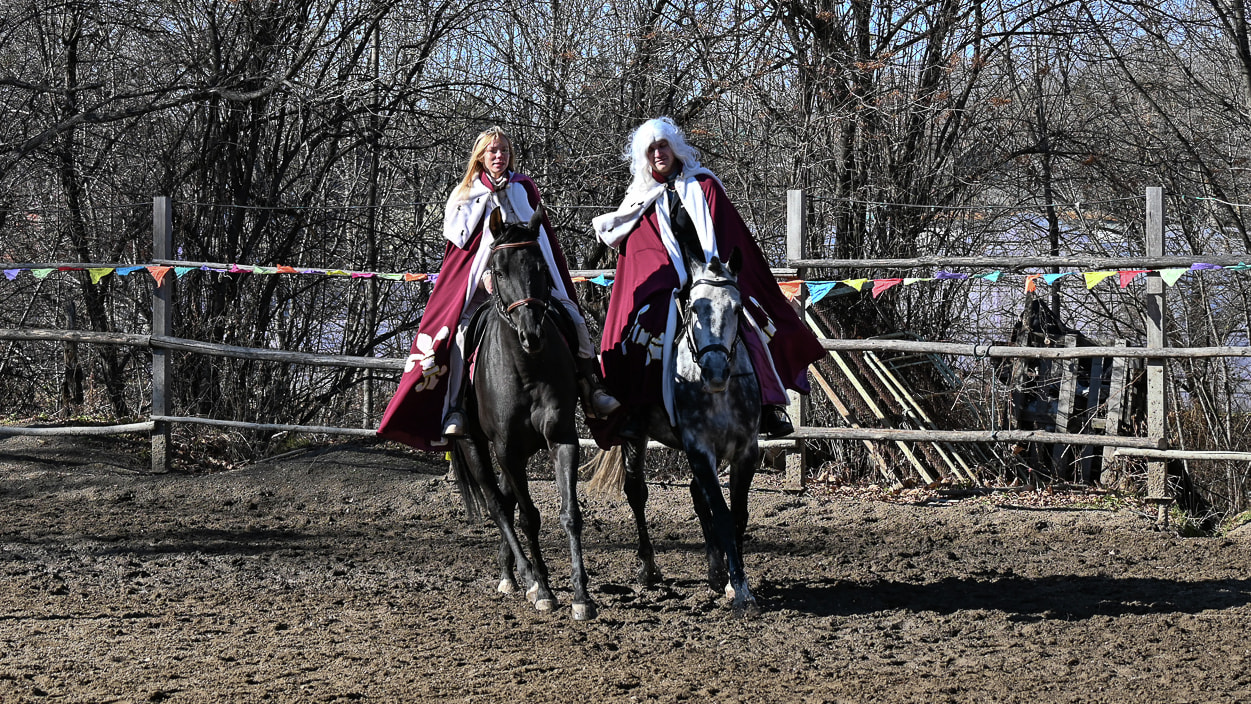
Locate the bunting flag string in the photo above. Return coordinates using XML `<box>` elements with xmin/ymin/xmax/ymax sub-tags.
<box><xmin>2</xmin><ymin>259</ymin><xmax>1250</xmax><ymax>302</ymax></box>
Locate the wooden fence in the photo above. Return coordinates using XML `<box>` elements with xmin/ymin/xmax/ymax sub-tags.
<box><xmin>3</xmin><ymin>189</ymin><xmax>1250</xmax><ymax>516</ymax></box>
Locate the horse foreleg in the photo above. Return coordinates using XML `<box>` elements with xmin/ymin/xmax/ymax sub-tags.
<box><xmin>457</xmin><ymin>438</ymin><xmax>547</xmax><ymax>606</ymax></box>
<box><xmin>622</xmin><ymin>438</ymin><xmax>662</xmax><ymax>584</ymax></box>
<box><xmin>501</xmin><ymin>459</ymin><xmax>556</xmax><ymax>613</ymax></box>
<box><xmin>725</xmin><ymin>446</ymin><xmax>760</xmax><ymax>606</ymax></box>
<box><xmin>496</xmin><ymin>479</ymin><xmax>518</xmax><ymax>595</ymax></box>
<box><xmin>685</xmin><ymin>448</ymin><xmax>758</xmax><ymax>619</ymax></box>
<box><xmin>551</xmin><ymin>442</ymin><xmax>595</xmax><ymax>620</ymax></box>
<box><xmin>688</xmin><ymin>478</ymin><xmax>728</xmax><ymax>595</ymax></box>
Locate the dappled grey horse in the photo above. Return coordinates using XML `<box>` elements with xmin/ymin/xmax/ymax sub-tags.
<box><xmin>593</xmin><ymin>248</ymin><xmax>762</xmax><ymax>617</ymax></box>
<box><xmin>449</xmin><ymin>206</ymin><xmax>594</xmax><ymax>621</ymax></box>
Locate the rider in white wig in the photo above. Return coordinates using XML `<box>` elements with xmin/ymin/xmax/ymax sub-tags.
<box><xmin>624</xmin><ymin>117</ymin><xmax>705</xmax><ymax>196</ymax></box>
<box><xmin>591</xmin><ymin>117</ymin><xmax>825</xmax><ymax>441</ymax></box>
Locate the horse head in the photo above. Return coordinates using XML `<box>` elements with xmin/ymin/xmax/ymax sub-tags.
<box><xmin>682</xmin><ymin>247</ymin><xmax>743</xmax><ymax>393</ymax></box>
<box><xmin>487</xmin><ymin>206</ymin><xmax>550</xmax><ymax>354</ymax></box>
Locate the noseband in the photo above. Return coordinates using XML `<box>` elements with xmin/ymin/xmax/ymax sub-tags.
<box><xmin>490</xmin><ymin>239</ymin><xmax>550</xmax><ymax>334</ymax></box>
<box><xmin>681</xmin><ymin>276</ymin><xmax>741</xmax><ymax>366</ymax></box>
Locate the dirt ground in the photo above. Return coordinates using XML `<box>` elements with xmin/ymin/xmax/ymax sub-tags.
<box><xmin>0</xmin><ymin>435</ymin><xmax>1249</xmax><ymax>703</ymax></box>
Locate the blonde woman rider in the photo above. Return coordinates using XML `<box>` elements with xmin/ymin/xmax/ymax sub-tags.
<box><xmin>379</xmin><ymin>127</ymin><xmax>619</xmax><ymax>449</ymax></box>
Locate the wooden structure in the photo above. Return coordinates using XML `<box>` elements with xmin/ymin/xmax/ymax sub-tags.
<box><xmin>998</xmin><ymin>294</ymin><xmax>1145</xmax><ymax>484</ymax></box>
<box><xmin>804</xmin><ymin>313</ymin><xmax>1002</xmax><ymax>489</ymax></box>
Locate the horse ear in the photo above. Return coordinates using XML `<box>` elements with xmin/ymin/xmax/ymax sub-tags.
<box><xmin>529</xmin><ymin>204</ymin><xmax>544</xmax><ymax>231</ymax></box>
<box><xmin>488</xmin><ymin>207</ymin><xmax>503</xmax><ymax>236</ymax></box>
<box><xmin>727</xmin><ymin>247</ymin><xmax>742</xmax><ymax>276</ymax></box>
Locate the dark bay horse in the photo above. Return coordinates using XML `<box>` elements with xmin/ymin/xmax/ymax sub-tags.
<box><xmin>450</xmin><ymin>206</ymin><xmax>594</xmax><ymax>621</ymax></box>
<box><xmin>593</xmin><ymin>248</ymin><xmax>762</xmax><ymax>618</ymax></box>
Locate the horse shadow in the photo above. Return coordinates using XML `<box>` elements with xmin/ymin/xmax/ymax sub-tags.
<box><xmin>765</xmin><ymin>574</ymin><xmax>1251</xmax><ymax>621</ymax></box>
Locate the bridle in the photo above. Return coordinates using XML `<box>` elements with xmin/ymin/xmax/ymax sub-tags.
<box><xmin>680</xmin><ymin>275</ymin><xmax>742</xmax><ymax>367</ymax></box>
<box><xmin>489</xmin><ymin>238</ymin><xmax>551</xmax><ymax>334</ymax></box>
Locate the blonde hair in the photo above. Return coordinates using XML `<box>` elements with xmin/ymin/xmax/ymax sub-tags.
<box><xmin>452</xmin><ymin>127</ymin><xmax>516</xmax><ymax>202</ymax></box>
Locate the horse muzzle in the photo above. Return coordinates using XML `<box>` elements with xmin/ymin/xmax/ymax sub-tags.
<box><xmin>696</xmin><ymin>345</ymin><xmax>733</xmax><ymax>393</ymax></box>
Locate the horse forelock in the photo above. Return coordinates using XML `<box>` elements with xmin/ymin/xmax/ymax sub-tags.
<box><xmin>497</xmin><ymin>221</ymin><xmax>534</xmax><ymax>245</ymax></box>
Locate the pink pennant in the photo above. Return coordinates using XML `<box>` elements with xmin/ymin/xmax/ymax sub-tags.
<box><xmin>1118</xmin><ymin>270</ymin><xmax>1148</xmax><ymax>288</ymax></box>
<box><xmin>871</xmin><ymin>278</ymin><xmax>903</xmax><ymax>298</ymax></box>
<box><xmin>778</xmin><ymin>280</ymin><xmax>804</xmax><ymax>301</ymax></box>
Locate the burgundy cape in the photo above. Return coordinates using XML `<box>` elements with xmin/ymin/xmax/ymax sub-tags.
<box><xmin>598</xmin><ymin>174</ymin><xmax>825</xmax><ymax>439</ymax></box>
<box><xmin>376</xmin><ymin>173</ymin><xmax>578</xmax><ymax>451</ymax></box>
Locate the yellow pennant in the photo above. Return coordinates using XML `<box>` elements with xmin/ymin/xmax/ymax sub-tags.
<box><xmin>1083</xmin><ymin>271</ymin><xmax>1116</xmax><ymax>289</ymax></box>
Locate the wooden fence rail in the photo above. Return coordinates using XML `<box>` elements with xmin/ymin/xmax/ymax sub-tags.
<box><xmin>788</xmin><ymin>255</ymin><xmax>1251</xmax><ymax>270</ymax></box>
<box><xmin>13</xmin><ymin>326</ymin><xmax>1250</xmax><ymax>362</ymax></box>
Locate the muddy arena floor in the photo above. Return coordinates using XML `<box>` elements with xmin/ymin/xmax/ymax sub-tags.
<box><xmin>0</xmin><ymin>435</ymin><xmax>1249</xmax><ymax>703</ymax></box>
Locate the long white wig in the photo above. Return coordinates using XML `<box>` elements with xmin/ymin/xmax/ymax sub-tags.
<box><xmin>626</xmin><ymin>117</ymin><xmax>703</xmax><ymax>195</ymax></box>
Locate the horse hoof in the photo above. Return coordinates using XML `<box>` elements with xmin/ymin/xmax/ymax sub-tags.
<box><xmin>637</xmin><ymin>564</ymin><xmax>663</xmax><ymax>586</ymax></box>
<box><xmin>572</xmin><ymin>603</ymin><xmax>597</xmax><ymax>621</ymax></box>
<box><xmin>733</xmin><ymin>599</ymin><xmax>761</xmax><ymax>620</ymax></box>
<box><xmin>498</xmin><ymin>579</ymin><xmax>517</xmax><ymax>595</ymax></box>
<box><xmin>525</xmin><ymin>584</ymin><xmax>555</xmax><ymax>612</ymax></box>
<box><xmin>725</xmin><ymin>583</ymin><xmax>735</xmax><ymax>600</ymax></box>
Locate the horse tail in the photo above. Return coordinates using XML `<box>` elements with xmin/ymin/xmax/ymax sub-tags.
<box><xmin>581</xmin><ymin>445</ymin><xmax>625</xmax><ymax>499</ymax></box>
<box><xmin>449</xmin><ymin>442</ymin><xmax>488</xmax><ymax>522</ymax></box>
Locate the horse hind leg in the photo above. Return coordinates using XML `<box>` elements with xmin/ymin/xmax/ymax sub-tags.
<box><xmin>622</xmin><ymin>438</ymin><xmax>662</xmax><ymax>585</ymax></box>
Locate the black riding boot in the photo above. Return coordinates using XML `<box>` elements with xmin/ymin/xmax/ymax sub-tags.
<box><xmin>760</xmin><ymin>404</ymin><xmax>794</xmax><ymax>438</ymax></box>
<box><xmin>442</xmin><ymin>371</ymin><xmax>470</xmax><ymax>438</ymax></box>
<box><xmin>576</xmin><ymin>357</ymin><xmax>621</xmax><ymax>419</ymax></box>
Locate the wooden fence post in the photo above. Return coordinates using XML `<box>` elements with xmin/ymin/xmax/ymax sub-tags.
<box><xmin>151</xmin><ymin>196</ymin><xmax>172</xmax><ymax>473</ymax></box>
<box><xmin>1144</xmin><ymin>187</ymin><xmax>1170</xmax><ymax>523</ymax></box>
<box><xmin>1052</xmin><ymin>334</ymin><xmax>1078</xmax><ymax>475</ymax></box>
<box><xmin>784</xmin><ymin>189</ymin><xmax>808</xmax><ymax>491</ymax></box>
